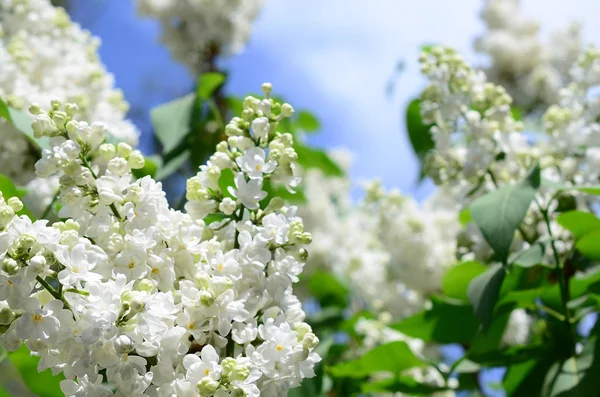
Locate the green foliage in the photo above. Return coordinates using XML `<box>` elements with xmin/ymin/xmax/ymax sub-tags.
<box><xmin>307</xmin><ymin>271</ymin><xmax>349</xmax><ymax>309</ymax></box>
<box><xmin>151</xmin><ymin>93</ymin><xmax>196</xmax><ymax>154</ymax></box>
<box><xmin>510</xmin><ymin>241</ymin><xmax>547</xmax><ymax>268</ymax></box>
<box><xmin>0</xmin><ymin>174</ymin><xmax>33</xmax><ymax>218</ymax></box>
<box><xmin>218</xmin><ymin>168</ymin><xmax>236</xmax><ymax>199</ymax></box>
<box><xmin>197</xmin><ymin>72</ymin><xmax>225</xmax><ymax>100</ymax></box>
<box><xmin>294</xmin><ymin>144</ymin><xmax>344</xmax><ymax>177</ymax></box>
<box><xmin>468</xmin><ymin>264</ymin><xmax>506</xmax><ymax>331</ymax></box>
<box><xmin>361</xmin><ymin>376</ymin><xmax>450</xmax><ymax>395</ymax></box>
<box><xmin>575</xmin><ymin>231</ymin><xmax>600</xmax><ymax>261</ymax></box>
<box><xmin>297</xmin><ymin>111</ymin><xmax>320</xmax><ymax>132</ymax></box>
<box><xmin>9</xmin><ymin>345</ymin><xmax>64</xmax><ymax>397</ymax></box>
<box><xmin>328</xmin><ymin>341</ymin><xmax>424</xmax><ymax>379</ymax></box>
<box><xmin>390</xmin><ymin>296</ymin><xmax>479</xmax><ymax>344</ymax></box>
<box><xmin>132</xmin><ymin>155</ymin><xmax>162</xmax><ymax>179</ymax></box>
<box><xmin>442</xmin><ymin>261</ymin><xmax>487</xmax><ymax>301</ymax></box>
<box><xmin>155</xmin><ymin>151</ymin><xmax>190</xmax><ymax>181</ymax></box>
<box><xmin>557</xmin><ymin>211</ymin><xmax>600</xmax><ymax>240</ymax></box>
<box><xmin>405</xmin><ymin>99</ymin><xmax>434</xmax><ymax>175</ymax></box>
<box><xmin>470</xmin><ymin>162</ymin><xmax>541</xmax><ymax>264</ymax></box>
<box><xmin>0</xmin><ymin>97</ymin><xmax>49</xmax><ymax>150</ymax></box>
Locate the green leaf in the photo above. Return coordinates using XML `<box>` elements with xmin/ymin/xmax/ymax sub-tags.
<box><xmin>468</xmin><ymin>264</ymin><xmax>506</xmax><ymax>331</ymax></box>
<box><xmin>442</xmin><ymin>261</ymin><xmax>487</xmax><ymax>301</ymax></box>
<box><xmin>151</xmin><ymin>93</ymin><xmax>196</xmax><ymax>153</ymax></box>
<box><xmin>542</xmin><ymin>271</ymin><xmax>600</xmax><ymax>310</ymax></box>
<box><xmin>0</xmin><ymin>174</ymin><xmax>33</xmax><ymax>219</ymax></box>
<box><xmin>542</xmin><ymin>180</ymin><xmax>600</xmax><ymax>196</ymax></box>
<box><xmin>0</xmin><ymin>98</ymin><xmax>10</xmax><ymax>121</ymax></box>
<box><xmin>203</xmin><ymin>212</ymin><xmax>228</xmax><ymax>226</ymax></box>
<box><xmin>362</xmin><ymin>376</ymin><xmax>449</xmax><ymax>395</ymax></box>
<box><xmin>197</xmin><ymin>72</ymin><xmax>226</xmax><ymax>100</ymax></box>
<box><xmin>0</xmin><ymin>97</ymin><xmax>50</xmax><ymax>150</ymax></box>
<box><xmin>542</xmin><ymin>358</ymin><xmax>586</xmax><ymax>397</ymax></box>
<box><xmin>469</xmin><ymin>344</ymin><xmax>544</xmax><ymax>367</ymax></box>
<box><xmin>510</xmin><ymin>241</ymin><xmax>547</xmax><ymax>268</ymax></box>
<box><xmin>294</xmin><ymin>144</ymin><xmax>343</xmax><ymax>177</ymax></box>
<box><xmin>390</xmin><ymin>296</ymin><xmax>479</xmax><ymax>344</ymax></box>
<box><xmin>9</xmin><ymin>344</ymin><xmax>65</xmax><ymax>397</ymax></box>
<box><xmin>557</xmin><ymin>211</ymin><xmax>600</xmax><ymax>241</ymax></box>
<box><xmin>155</xmin><ymin>151</ymin><xmax>191</xmax><ymax>181</ymax></box>
<box><xmin>307</xmin><ymin>271</ymin><xmax>348</xmax><ymax>308</ymax></box>
<box><xmin>132</xmin><ymin>155</ymin><xmax>162</xmax><ymax>179</ymax></box>
<box><xmin>459</xmin><ymin>208</ymin><xmax>473</xmax><ymax>225</ymax></box>
<box><xmin>405</xmin><ymin>99</ymin><xmax>434</xmax><ymax>162</ymax></box>
<box><xmin>218</xmin><ymin>168</ymin><xmax>236</xmax><ymax>199</ymax></box>
<box><xmin>261</xmin><ymin>179</ymin><xmax>305</xmax><ymax>206</ymax></box>
<box><xmin>297</xmin><ymin>111</ymin><xmax>320</xmax><ymax>132</ymax></box>
<box><xmin>503</xmin><ymin>356</ymin><xmax>555</xmax><ymax>397</ymax></box>
<box><xmin>576</xmin><ymin>230</ymin><xmax>600</xmax><ymax>261</ymax></box>
<box><xmin>328</xmin><ymin>341</ymin><xmax>424</xmax><ymax>379</ymax></box>
<box><xmin>470</xmin><ymin>162</ymin><xmax>541</xmax><ymax>264</ymax></box>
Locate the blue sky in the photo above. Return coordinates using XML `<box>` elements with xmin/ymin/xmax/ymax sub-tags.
<box><xmin>69</xmin><ymin>0</ymin><xmax>600</xmax><ymax>198</ymax></box>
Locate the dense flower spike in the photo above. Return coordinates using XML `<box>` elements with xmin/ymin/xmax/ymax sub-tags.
<box><xmin>0</xmin><ymin>0</ymin><xmax>138</xmax><ymax>214</ymax></box>
<box><xmin>476</xmin><ymin>0</ymin><xmax>581</xmax><ymax>109</ymax></box>
<box><xmin>136</xmin><ymin>0</ymin><xmax>266</xmax><ymax>74</ymax></box>
<box><xmin>0</xmin><ymin>85</ymin><xmax>319</xmax><ymax>397</ymax></box>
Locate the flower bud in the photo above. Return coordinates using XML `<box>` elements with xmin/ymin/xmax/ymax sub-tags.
<box><xmin>29</xmin><ymin>255</ymin><xmax>47</xmax><ymax>274</ymax></box>
<box><xmin>261</xmin><ymin>82</ymin><xmax>272</xmax><ymax>98</ymax></box>
<box><xmin>98</xmin><ymin>144</ymin><xmax>116</xmax><ymax>160</ymax></box>
<box><xmin>114</xmin><ymin>335</ymin><xmax>134</xmax><ymax>354</ymax></box>
<box><xmin>230</xmin><ymin>365</ymin><xmax>250</xmax><ymax>382</ymax></box>
<box><xmin>50</xmin><ymin>98</ymin><xmax>61</xmax><ymax>110</ymax></box>
<box><xmin>281</xmin><ymin>103</ymin><xmax>294</xmax><ymax>118</ymax></box>
<box><xmin>128</xmin><ymin>151</ymin><xmax>145</xmax><ymax>169</ymax></box>
<box><xmin>7</xmin><ymin>197</ymin><xmax>23</xmax><ymax>212</ymax></box>
<box><xmin>136</xmin><ymin>279</ymin><xmax>155</xmax><ymax>293</ymax></box>
<box><xmin>2</xmin><ymin>258</ymin><xmax>19</xmax><ymax>275</ymax></box>
<box><xmin>28</xmin><ymin>103</ymin><xmax>42</xmax><ymax>115</ymax></box>
<box><xmin>221</xmin><ymin>357</ymin><xmax>237</xmax><ymax>373</ymax></box>
<box><xmin>0</xmin><ymin>308</ymin><xmax>15</xmax><ymax>325</ymax></box>
<box><xmin>117</xmin><ymin>142</ymin><xmax>132</xmax><ymax>157</ymax></box>
<box><xmin>0</xmin><ymin>206</ymin><xmax>15</xmax><ymax>228</ymax></box>
<box><xmin>302</xmin><ymin>333</ymin><xmax>319</xmax><ymax>349</ymax></box>
<box><xmin>65</xmin><ymin>103</ymin><xmax>79</xmax><ymax>117</ymax></box>
<box><xmin>197</xmin><ymin>377</ymin><xmax>219</xmax><ymax>396</ymax></box>
<box><xmin>219</xmin><ymin>197</ymin><xmax>237</xmax><ymax>215</ymax></box>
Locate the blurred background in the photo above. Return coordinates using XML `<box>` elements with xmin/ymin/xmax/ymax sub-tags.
<box><xmin>65</xmin><ymin>0</ymin><xmax>600</xmax><ymax>200</ymax></box>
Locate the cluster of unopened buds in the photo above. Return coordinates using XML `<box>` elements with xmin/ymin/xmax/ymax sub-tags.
<box><xmin>0</xmin><ymin>84</ymin><xmax>320</xmax><ymax>397</ymax></box>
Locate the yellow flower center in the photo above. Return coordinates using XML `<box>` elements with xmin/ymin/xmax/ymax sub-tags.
<box><xmin>128</xmin><ymin>262</ymin><xmax>135</xmax><ymax>269</ymax></box>
<box><xmin>152</xmin><ymin>267</ymin><xmax>160</xmax><ymax>274</ymax></box>
<box><xmin>32</xmin><ymin>314</ymin><xmax>43</xmax><ymax>323</ymax></box>
<box><xmin>204</xmin><ymin>369</ymin><xmax>210</xmax><ymax>376</ymax></box>
<box><xmin>276</xmin><ymin>344</ymin><xmax>284</xmax><ymax>351</ymax></box>
<box><xmin>255</xmin><ymin>164</ymin><xmax>261</xmax><ymax>171</ymax></box>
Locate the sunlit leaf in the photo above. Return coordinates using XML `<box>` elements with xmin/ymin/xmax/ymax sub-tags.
<box><xmin>9</xmin><ymin>345</ymin><xmax>64</xmax><ymax>397</ymax></box>
<box><xmin>295</xmin><ymin>144</ymin><xmax>343</xmax><ymax>177</ymax></box>
<box><xmin>442</xmin><ymin>261</ymin><xmax>487</xmax><ymax>301</ymax></box>
<box><xmin>197</xmin><ymin>72</ymin><xmax>226</xmax><ymax>100</ymax></box>
<box><xmin>390</xmin><ymin>296</ymin><xmax>479</xmax><ymax>344</ymax></box>
<box><xmin>329</xmin><ymin>341</ymin><xmax>424</xmax><ymax>379</ymax></box>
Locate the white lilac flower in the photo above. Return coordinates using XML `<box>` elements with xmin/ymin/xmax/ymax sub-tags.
<box><xmin>0</xmin><ymin>86</ymin><xmax>318</xmax><ymax>397</ymax></box>
<box><xmin>136</xmin><ymin>0</ymin><xmax>266</xmax><ymax>74</ymax></box>
<box><xmin>0</xmin><ymin>0</ymin><xmax>139</xmax><ymax>215</ymax></box>
<box><xmin>476</xmin><ymin>0</ymin><xmax>582</xmax><ymax>109</ymax></box>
